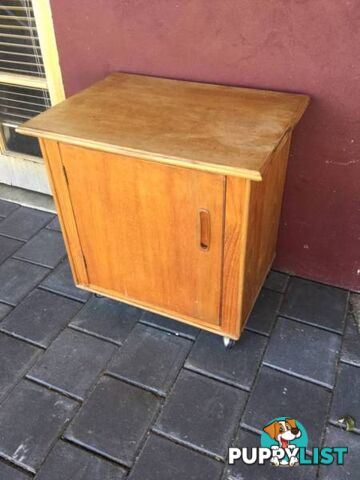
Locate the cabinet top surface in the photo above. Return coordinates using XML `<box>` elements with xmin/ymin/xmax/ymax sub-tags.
<box><xmin>18</xmin><ymin>73</ymin><xmax>309</xmax><ymax>180</ymax></box>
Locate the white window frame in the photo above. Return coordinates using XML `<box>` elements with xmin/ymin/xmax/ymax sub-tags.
<box><xmin>0</xmin><ymin>0</ymin><xmax>64</xmax><ymax>193</ymax></box>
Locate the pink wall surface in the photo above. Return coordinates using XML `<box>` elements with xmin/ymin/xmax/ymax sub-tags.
<box><xmin>50</xmin><ymin>0</ymin><xmax>360</xmax><ymax>291</ymax></box>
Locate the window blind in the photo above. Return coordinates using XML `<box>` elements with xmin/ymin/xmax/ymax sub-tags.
<box><xmin>0</xmin><ymin>83</ymin><xmax>50</xmax><ymax>124</ymax></box>
<box><xmin>0</xmin><ymin>1</ymin><xmax>45</xmax><ymax>77</ymax></box>
<box><xmin>0</xmin><ymin>0</ymin><xmax>50</xmax><ymax>156</ymax></box>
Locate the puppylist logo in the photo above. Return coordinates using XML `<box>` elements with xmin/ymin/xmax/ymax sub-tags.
<box><xmin>261</xmin><ymin>417</ymin><xmax>306</xmax><ymax>466</ymax></box>
<box><xmin>229</xmin><ymin>417</ymin><xmax>348</xmax><ymax>467</ymax></box>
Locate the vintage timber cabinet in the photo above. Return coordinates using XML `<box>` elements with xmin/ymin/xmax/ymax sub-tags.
<box><xmin>18</xmin><ymin>73</ymin><xmax>309</xmax><ymax>347</ymax></box>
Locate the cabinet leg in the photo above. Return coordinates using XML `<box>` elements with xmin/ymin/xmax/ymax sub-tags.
<box><xmin>223</xmin><ymin>336</ymin><xmax>236</xmax><ymax>349</ymax></box>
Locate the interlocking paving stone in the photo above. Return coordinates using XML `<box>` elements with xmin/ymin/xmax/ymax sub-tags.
<box><xmin>0</xmin><ymin>259</ymin><xmax>49</xmax><ymax>306</ymax></box>
<box><xmin>0</xmin><ymin>302</ymin><xmax>12</xmax><ymax>321</ymax></box>
<box><xmin>28</xmin><ymin>329</ymin><xmax>116</xmax><ymax>400</ymax></box>
<box><xmin>35</xmin><ymin>441</ymin><xmax>126</xmax><ymax>480</ymax></box>
<box><xmin>242</xmin><ymin>366</ymin><xmax>331</xmax><ymax>449</ymax></box>
<box><xmin>263</xmin><ymin>317</ymin><xmax>341</xmax><ymax>388</ymax></box>
<box><xmin>224</xmin><ymin>428</ymin><xmax>317</xmax><ymax>480</ymax></box>
<box><xmin>0</xmin><ymin>204</ymin><xmax>355</xmax><ymax>478</ymax></box>
<box><xmin>45</xmin><ymin>216</ymin><xmax>61</xmax><ymax>231</ymax></box>
<box><xmin>40</xmin><ymin>260</ymin><xmax>90</xmax><ymax>302</ymax></box>
<box><xmin>108</xmin><ymin>324</ymin><xmax>192</xmax><ymax>395</ymax></box>
<box><xmin>0</xmin><ymin>380</ymin><xmax>77</xmax><ymax>473</ymax></box>
<box><xmin>65</xmin><ymin>376</ymin><xmax>160</xmax><ymax>467</ymax></box>
<box><xmin>0</xmin><ymin>289</ymin><xmax>82</xmax><ymax>348</ymax></box>
<box><xmin>264</xmin><ymin>270</ymin><xmax>289</xmax><ymax>293</ymax></box>
<box><xmin>0</xmin><ymin>235</ymin><xmax>23</xmax><ymax>263</ymax></box>
<box><xmin>329</xmin><ymin>362</ymin><xmax>360</xmax><ymax>434</ymax></box>
<box><xmin>341</xmin><ymin>314</ymin><xmax>360</xmax><ymax>367</ymax></box>
<box><xmin>140</xmin><ymin>310</ymin><xmax>199</xmax><ymax>340</ymax></box>
<box><xmin>280</xmin><ymin>277</ymin><xmax>348</xmax><ymax>333</ymax></box>
<box><xmin>70</xmin><ymin>296</ymin><xmax>141</xmax><ymax>345</ymax></box>
<box><xmin>154</xmin><ymin>370</ymin><xmax>247</xmax><ymax>459</ymax></box>
<box><xmin>0</xmin><ymin>199</ymin><xmax>20</xmax><ymax>218</ymax></box>
<box><xmin>128</xmin><ymin>433</ymin><xmax>223</xmax><ymax>480</ymax></box>
<box><xmin>13</xmin><ymin>229</ymin><xmax>65</xmax><ymax>268</ymax></box>
<box><xmin>0</xmin><ymin>333</ymin><xmax>40</xmax><ymax>402</ymax></box>
<box><xmin>0</xmin><ymin>207</ymin><xmax>53</xmax><ymax>241</ymax></box>
<box><xmin>0</xmin><ymin>461</ymin><xmax>31</xmax><ymax>480</ymax></box>
<box><xmin>185</xmin><ymin>330</ymin><xmax>267</xmax><ymax>390</ymax></box>
<box><xmin>318</xmin><ymin>425</ymin><xmax>359</xmax><ymax>480</ymax></box>
<box><xmin>245</xmin><ymin>288</ymin><xmax>282</xmax><ymax>335</ymax></box>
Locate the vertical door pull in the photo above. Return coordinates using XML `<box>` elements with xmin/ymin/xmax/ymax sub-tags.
<box><xmin>199</xmin><ymin>209</ymin><xmax>211</xmax><ymax>251</ymax></box>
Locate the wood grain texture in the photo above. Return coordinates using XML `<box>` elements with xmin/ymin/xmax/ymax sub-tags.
<box><xmin>240</xmin><ymin>133</ymin><xmax>292</xmax><ymax>328</ymax></box>
<box><xmin>39</xmin><ymin>139</ymin><xmax>88</xmax><ymax>285</ymax></box>
<box><xmin>25</xmin><ymin>76</ymin><xmax>309</xmax><ymax>340</ymax></box>
<box><xmin>60</xmin><ymin>143</ymin><xmax>225</xmax><ymax>325</ymax></box>
<box><xmin>18</xmin><ymin>73</ymin><xmax>309</xmax><ymax>180</ymax></box>
<box><xmin>220</xmin><ymin>176</ymin><xmax>250</xmax><ymax>339</ymax></box>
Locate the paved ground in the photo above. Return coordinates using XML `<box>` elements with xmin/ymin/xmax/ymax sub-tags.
<box><xmin>0</xmin><ymin>198</ymin><xmax>358</xmax><ymax>479</ymax></box>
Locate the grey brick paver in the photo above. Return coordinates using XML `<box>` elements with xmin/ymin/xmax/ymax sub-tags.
<box><xmin>35</xmin><ymin>441</ymin><xmax>126</xmax><ymax>480</ymax></box>
<box><xmin>0</xmin><ymin>289</ymin><xmax>82</xmax><ymax>348</ymax></box>
<box><xmin>263</xmin><ymin>316</ymin><xmax>341</xmax><ymax>388</ymax></box>
<box><xmin>107</xmin><ymin>323</ymin><xmax>192</xmax><ymax>395</ymax></box>
<box><xmin>70</xmin><ymin>296</ymin><xmax>141</xmax><ymax>345</ymax></box>
<box><xmin>0</xmin><ymin>381</ymin><xmax>77</xmax><ymax>473</ymax></box>
<box><xmin>242</xmin><ymin>366</ymin><xmax>331</xmax><ymax>449</ymax></box>
<box><xmin>154</xmin><ymin>370</ymin><xmax>247</xmax><ymax>459</ymax></box>
<box><xmin>0</xmin><ymin>207</ymin><xmax>53</xmax><ymax>241</ymax></box>
<box><xmin>185</xmin><ymin>329</ymin><xmax>267</xmax><ymax>390</ymax></box>
<box><xmin>264</xmin><ymin>270</ymin><xmax>289</xmax><ymax>293</ymax></box>
<box><xmin>65</xmin><ymin>376</ymin><xmax>160</xmax><ymax>467</ymax></box>
<box><xmin>280</xmin><ymin>277</ymin><xmax>348</xmax><ymax>333</ymax></box>
<box><xmin>28</xmin><ymin>329</ymin><xmax>116</xmax><ymax>400</ymax></box>
<box><xmin>14</xmin><ymin>229</ymin><xmax>66</xmax><ymax>268</ymax></box>
<box><xmin>0</xmin><ymin>259</ymin><xmax>49</xmax><ymax>306</ymax></box>
<box><xmin>0</xmin><ymin>199</ymin><xmax>20</xmax><ymax>218</ymax></box>
<box><xmin>40</xmin><ymin>260</ymin><xmax>90</xmax><ymax>302</ymax></box>
<box><xmin>128</xmin><ymin>434</ymin><xmax>223</xmax><ymax>480</ymax></box>
<box><xmin>0</xmin><ymin>203</ymin><xmax>356</xmax><ymax>478</ymax></box>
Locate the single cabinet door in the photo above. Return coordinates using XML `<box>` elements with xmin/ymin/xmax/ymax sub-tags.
<box><xmin>59</xmin><ymin>144</ymin><xmax>225</xmax><ymax>326</ymax></box>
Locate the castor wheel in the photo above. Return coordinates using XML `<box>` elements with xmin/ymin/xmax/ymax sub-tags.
<box><xmin>94</xmin><ymin>293</ymin><xmax>103</xmax><ymax>298</ymax></box>
<box><xmin>223</xmin><ymin>337</ymin><xmax>236</xmax><ymax>349</ymax></box>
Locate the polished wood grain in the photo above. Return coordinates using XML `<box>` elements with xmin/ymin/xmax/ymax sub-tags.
<box><xmin>39</xmin><ymin>139</ymin><xmax>88</xmax><ymax>285</ymax></box>
<box><xmin>240</xmin><ymin>133</ymin><xmax>291</xmax><ymax>328</ymax></box>
<box><xmin>20</xmin><ymin>75</ymin><xmax>309</xmax><ymax>341</ymax></box>
<box><xmin>59</xmin><ymin>143</ymin><xmax>225</xmax><ymax>325</ymax></box>
<box><xmin>18</xmin><ymin>73</ymin><xmax>309</xmax><ymax>180</ymax></box>
<box><xmin>220</xmin><ymin>176</ymin><xmax>250</xmax><ymax>338</ymax></box>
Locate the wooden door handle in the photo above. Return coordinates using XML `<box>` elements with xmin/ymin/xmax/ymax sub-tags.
<box><xmin>198</xmin><ymin>209</ymin><xmax>211</xmax><ymax>251</ymax></box>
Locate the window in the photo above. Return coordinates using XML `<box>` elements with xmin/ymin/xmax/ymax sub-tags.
<box><xmin>0</xmin><ymin>0</ymin><xmax>64</xmax><ymax>158</ymax></box>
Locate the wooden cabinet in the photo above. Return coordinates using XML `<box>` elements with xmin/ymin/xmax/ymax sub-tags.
<box><xmin>18</xmin><ymin>73</ymin><xmax>309</xmax><ymax>345</ymax></box>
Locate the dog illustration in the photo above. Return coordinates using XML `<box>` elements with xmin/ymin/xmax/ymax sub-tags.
<box><xmin>263</xmin><ymin>418</ymin><xmax>301</xmax><ymax>466</ymax></box>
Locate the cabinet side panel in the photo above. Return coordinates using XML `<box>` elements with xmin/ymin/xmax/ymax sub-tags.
<box><xmin>39</xmin><ymin>139</ymin><xmax>88</xmax><ymax>285</ymax></box>
<box><xmin>241</xmin><ymin>133</ymin><xmax>291</xmax><ymax>327</ymax></box>
<box><xmin>221</xmin><ymin>176</ymin><xmax>250</xmax><ymax>339</ymax></box>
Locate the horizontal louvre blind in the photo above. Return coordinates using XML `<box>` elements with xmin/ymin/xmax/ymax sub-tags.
<box><xmin>0</xmin><ymin>83</ymin><xmax>50</xmax><ymax>125</ymax></box>
<box><xmin>0</xmin><ymin>1</ymin><xmax>44</xmax><ymax>77</ymax></box>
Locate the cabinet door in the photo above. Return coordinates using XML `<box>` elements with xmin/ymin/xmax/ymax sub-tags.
<box><xmin>60</xmin><ymin>144</ymin><xmax>225</xmax><ymax>326</ymax></box>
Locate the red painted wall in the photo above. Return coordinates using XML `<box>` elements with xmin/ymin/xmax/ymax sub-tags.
<box><xmin>50</xmin><ymin>0</ymin><xmax>360</xmax><ymax>291</ymax></box>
